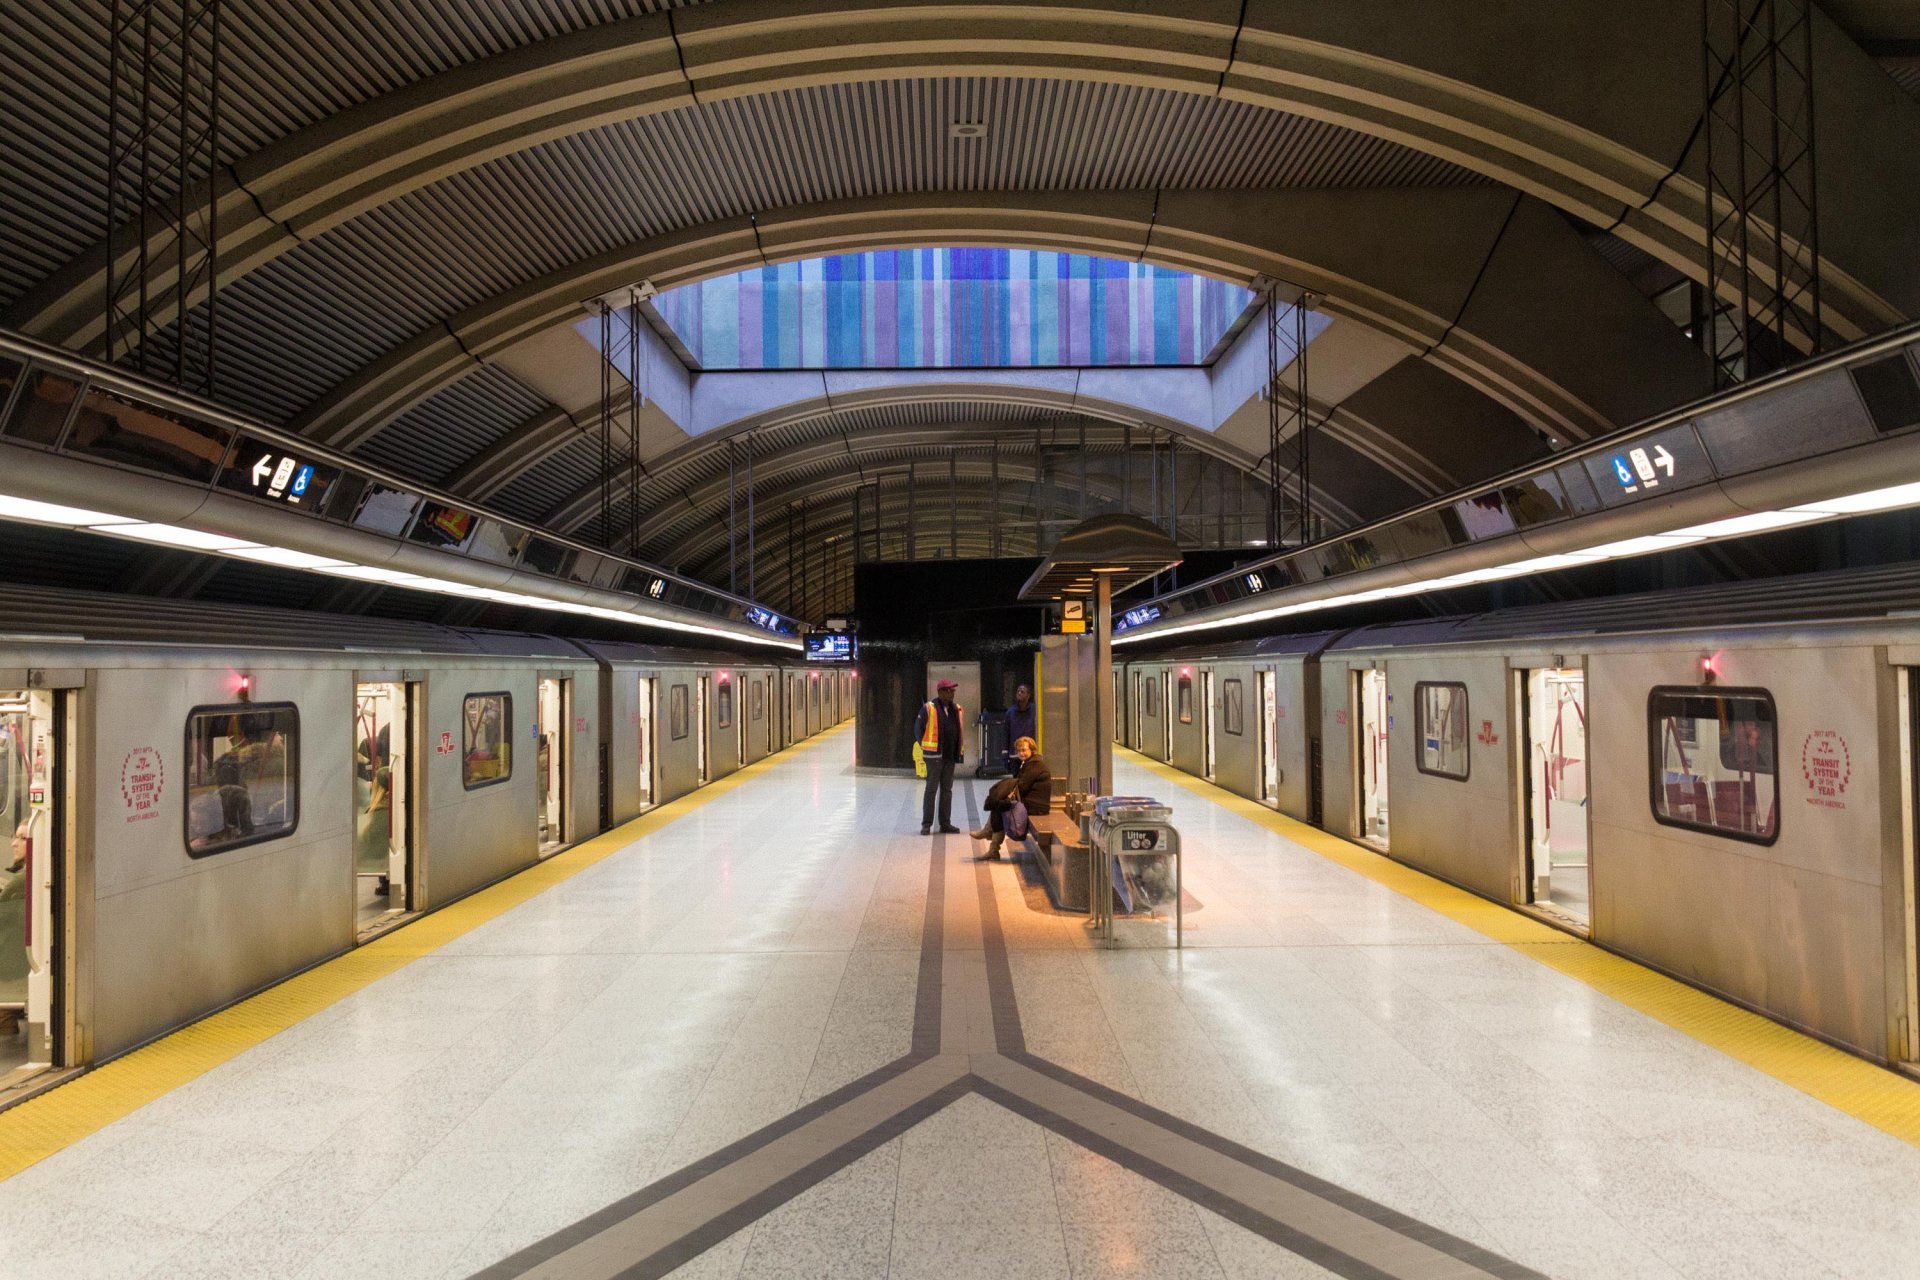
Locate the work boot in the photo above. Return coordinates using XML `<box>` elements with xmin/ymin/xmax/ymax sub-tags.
<box><xmin>970</xmin><ymin>826</ymin><xmax>990</xmax><ymax>839</ymax></box>
<box><xmin>939</xmin><ymin>825</ymin><xmax>962</xmax><ymax>835</ymax></box>
<box><xmin>986</xmin><ymin>835</ymin><xmax>1004</xmax><ymax>860</ymax></box>
<box><xmin>920</xmin><ymin>824</ymin><xmax>931</xmax><ymax>836</ymax></box>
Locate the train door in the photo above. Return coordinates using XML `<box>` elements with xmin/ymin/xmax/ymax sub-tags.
<box><xmin>1</xmin><ymin>689</ymin><xmax>64</xmax><ymax>1085</ymax></box>
<box><xmin>1201</xmin><ymin>670</ymin><xmax>1217</xmax><ymax>781</ymax></box>
<box><xmin>1160</xmin><ymin>672</ymin><xmax>1173</xmax><ymax>759</ymax></box>
<box><xmin>764</xmin><ymin>676</ymin><xmax>775</xmax><ymax>755</ymax></box>
<box><xmin>636</xmin><ymin>676</ymin><xmax>656</xmax><ymax>808</ymax></box>
<box><xmin>1121</xmin><ymin>671</ymin><xmax>1136</xmax><ymax>752</ymax></box>
<box><xmin>1257</xmin><ymin>671</ymin><xmax>1279</xmax><ymax>804</ymax></box>
<box><xmin>353</xmin><ymin>681</ymin><xmax>416</xmax><ymax>934</ymax></box>
<box><xmin>1355</xmin><ymin>668</ymin><xmax>1390</xmax><ymax>847</ymax></box>
<box><xmin>536</xmin><ymin>677</ymin><xmax>568</xmax><ymax>856</ymax></box>
<box><xmin>1523</xmin><ymin>668</ymin><xmax>1590</xmax><ymax>923</ymax></box>
<box><xmin>696</xmin><ymin>675</ymin><xmax>712</xmax><ymax>784</ymax></box>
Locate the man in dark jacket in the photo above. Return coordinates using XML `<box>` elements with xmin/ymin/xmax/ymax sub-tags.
<box><xmin>914</xmin><ymin>679</ymin><xmax>964</xmax><ymax>835</ymax></box>
<box><xmin>973</xmin><ymin>736</ymin><xmax>1051</xmax><ymax>859</ymax></box>
<box><xmin>1002</xmin><ymin>684</ymin><xmax>1036</xmax><ymax>774</ymax></box>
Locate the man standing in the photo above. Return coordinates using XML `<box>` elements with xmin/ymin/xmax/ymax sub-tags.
<box><xmin>1003</xmin><ymin>683</ymin><xmax>1036</xmax><ymax>774</ymax></box>
<box><xmin>914</xmin><ymin>678</ymin><xmax>964</xmax><ymax>835</ymax></box>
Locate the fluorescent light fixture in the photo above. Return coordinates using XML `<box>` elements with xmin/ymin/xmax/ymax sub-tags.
<box><xmin>318</xmin><ymin>564</ymin><xmax>430</xmax><ymax>586</ymax></box>
<box><xmin>107</xmin><ymin>522</ymin><xmax>261</xmax><ymax>552</ymax></box>
<box><xmin>1567</xmin><ymin>533</ymin><xmax>1703</xmax><ymax>560</ymax></box>
<box><xmin>229</xmin><ymin>547</ymin><xmax>348</xmax><ymax>570</ymax></box>
<box><xmin>0</xmin><ymin>495</ymin><xmax>140</xmax><ymax>526</ymax></box>
<box><xmin>1118</xmin><ymin>476</ymin><xmax>1920</xmax><ymax>644</ymax></box>
<box><xmin>1671</xmin><ymin>510</ymin><xmax>1823</xmax><ymax>539</ymax></box>
<box><xmin>1788</xmin><ymin>480</ymin><xmax>1920</xmax><ymax>516</ymax></box>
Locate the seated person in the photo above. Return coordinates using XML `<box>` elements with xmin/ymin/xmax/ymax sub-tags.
<box><xmin>972</xmin><ymin>736</ymin><xmax>1050</xmax><ymax>860</ymax></box>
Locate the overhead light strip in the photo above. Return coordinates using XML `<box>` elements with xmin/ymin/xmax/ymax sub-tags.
<box><xmin>1115</xmin><ymin>481</ymin><xmax>1920</xmax><ymax>645</ymax></box>
<box><xmin>0</xmin><ymin>497</ymin><xmax>799</xmax><ymax>651</ymax></box>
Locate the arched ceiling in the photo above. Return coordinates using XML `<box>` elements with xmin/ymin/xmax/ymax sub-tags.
<box><xmin>3</xmin><ymin>0</ymin><xmax>1919</xmax><ymax>619</ymax></box>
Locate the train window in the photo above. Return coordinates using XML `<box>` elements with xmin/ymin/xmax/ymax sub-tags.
<box><xmin>717</xmin><ymin>680</ymin><xmax>734</xmax><ymax>730</ymax></box>
<box><xmin>1850</xmin><ymin>352</ymin><xmax>1920</xmax><ymax>435</ymax></box>
<box><xmin>1144</xmin><ymin>679</ymin><xmax>1159</xmax><ymax>717</ymax></box>
<box><xmin>64</xmin><ymin>386</ymin><xmax>232</xmax><ymax>483</ymax></box>
<box><xmin>751</xmin><ymin>679</ymin><xmax>765</xmax><ymax>721</ymax></box>
<box><xmin>522</xmin><ymin>537</ymin><xmax>571</xmax><ymax>576</ymax></box>
<box><xmin>410</xmin><ymin>503</ymin><xmax>479</xmax><ymax>553</ymax></box>
<box><xmin>3</xmin><ymin>366</ymin><xmax>83</xmax><ymax>448</ymax></box>
<box><xmin>1414</xmin><ymin>682</ymin><xmax>1470</xmax><ymax>780</ymax></box>
<box><xmin>1501</xmin><ymin>472</ymin><xmax>1574</xmax><ymax>527</ymax></box>
<box><xmin>467</xmin><ymin>519</ymin><xmax>528</xmax><ymax>565</ymax></box>
<box><xmin>461</xmin><ymin>693</ymin><xmax>512</xmax><ymax>789</ymax></box>
<box><xmin>1177</xmin><ymin>674</ymin><xmax>1194</xmax><ymax>724</ymax></box>
<box><xmin>350</xmin><ymin>484</ymin><xmax>420</xmax><ymax>537</ymax></box>
<box><xmin>184</xmin><ymin>703</ymin><xmax>299</xmax><ymax>856</ymax></box>
<box><xmin>1648</xmin><ymin>688</ymin><xmax>1778</xmax><ymax>844</ymax></box>
<box><xmin>669</xmin><ymin>684</ymin><xmax>690</xmax><ymax>740</ymax></box>
<box><xmin>1222</xmin><ymin>679</ymin><xmax>1245</xmax><ymax>735</ymax></box>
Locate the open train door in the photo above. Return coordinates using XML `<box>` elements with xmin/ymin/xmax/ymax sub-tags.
<box><xmin>2</xmin><ymin>686</ymin><xmax>70</xmax><ymax>1087</ymax></box>
<box><xmin>636</xmin><ymin>676</ymin><xmax>656</xmax><ymax>809</ymax></box>
<box><xmin>536</xmin><ymin>677</ymin><xmax>569</xmax><ymax>856</ymax></box>
<box><xmin>354</xmin><ymin>679</ymin><xmax>417</xmax><ymax>936</ymax></box>
<box><xmin>1521</xmin><ymin>668</ymin><xmax>1590</xmax><ymax>924</ymax></box>
<box><xmin>1355</xmin><ymin>668</ymin><xmax>1390</xmax><ymax>847</ymax></box>
<box><xmin>1257</xmin><ymin>670</ymin><xmax>1279</xmax><ymax>805</ymax></box>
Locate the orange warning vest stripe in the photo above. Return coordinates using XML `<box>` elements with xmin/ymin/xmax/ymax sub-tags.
<box><xmin>920</xmin><ymin>700</ymin><xmax>963</xmax><ymax>754</ymax></box>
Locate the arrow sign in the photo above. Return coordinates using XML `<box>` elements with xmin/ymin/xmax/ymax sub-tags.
<box><xmin>1652</xmin><ymin>445</ymin><xmax>1675</xmax><ymax>477</ymax></box>
<box><xmin>250</xmin><ymin>455</ymin><xmax>275</xmax><ymax>486</ymax></box>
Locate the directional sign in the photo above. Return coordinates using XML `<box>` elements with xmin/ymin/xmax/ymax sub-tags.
<box><xmin>219</xmin><ymin>437</ymin><xmax>340</xmax><ymax>509</ymax></box>
<box><xmin>1583</xmin><ymin>424</ymin><xmax>1712</xmax><ymax>507</ymax></box>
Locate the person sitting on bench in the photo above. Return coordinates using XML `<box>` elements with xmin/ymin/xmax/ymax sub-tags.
<box><xmin>973</xmin><ymin>736</ymin><xmax>1051</xmax><ymax>859</ymax></box>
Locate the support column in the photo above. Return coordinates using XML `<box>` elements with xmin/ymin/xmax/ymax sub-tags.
<box><xmin>1095</xmin><ymin>575</ymin><xmax>1114</xmax><ymax>797</ymax></box>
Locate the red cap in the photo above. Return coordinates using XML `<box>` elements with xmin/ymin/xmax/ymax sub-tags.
<box><xmin>936</xmin><ymin>679</ymin><xmax>959</xmax><ymax>690</ymax></box>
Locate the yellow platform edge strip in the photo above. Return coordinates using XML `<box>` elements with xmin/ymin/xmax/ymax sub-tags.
<box><xmin>1117</xmin><ymin>746</ymin><xmax>1920</xmax><ymax>1148</ymax></box>
<box><xmin>0</xmin><ymin>725</ymin><xmax>852</xmax><ymax>1182</ymax></box>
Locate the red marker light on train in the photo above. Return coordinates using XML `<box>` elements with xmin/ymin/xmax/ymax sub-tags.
<box><xmin>235</xmin><ymin>673</ymin><xmax>253</xmax><ymax>700</ymax></box>
<box><xmin>1700</xmin><ymin>654</ymin><xmax>1719</xmax><ymax>684</ymax></box>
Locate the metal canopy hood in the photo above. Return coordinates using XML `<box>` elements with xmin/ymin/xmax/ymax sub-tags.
<box><xmin>0</xmin><ymin>330</ymin><xmax>800</xmax><ymax>649</ymax></box>
<box><xmin>1018</xmin><ymin>514</ymin><xmax>1183</xmax><ymax>601</ymax></box>
<box><xmin>1115</xmin><ymin>320</ymin><xmax>1920</xmax><ymax>644</ymax></box>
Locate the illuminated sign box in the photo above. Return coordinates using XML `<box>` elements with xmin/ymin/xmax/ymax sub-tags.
<box><xmin>804</xmin><ymin>633</ymin><xmax>856</xmax><ymax>662</ymax></box>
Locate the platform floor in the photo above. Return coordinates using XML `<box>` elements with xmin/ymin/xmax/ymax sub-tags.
<box><xmin>2</xmin><ymin>728</ymin><xmax>1919</xmax><ymax>1279</ymax></box>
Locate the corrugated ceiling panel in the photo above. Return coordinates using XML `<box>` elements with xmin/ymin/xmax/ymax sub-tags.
<box><xmin>0</xmin><ymin>0</ymin><xmax>691</xmax><ymax>309</ymax></box>
<box><xmin>492</xmin><ymin>435</ymin><xmax>604</xmax><ymax>523</ymax></box>
<box><xmin>359</xmin><ymin>364</ymin><xmax>548</xmax><ymax>484</ymax></box>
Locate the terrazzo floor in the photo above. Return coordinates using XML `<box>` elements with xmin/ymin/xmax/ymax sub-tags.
<box><xmin>0</xmin><ymin>729</ymin><xmax>1915</xmax><ymax>1278</ymax></box>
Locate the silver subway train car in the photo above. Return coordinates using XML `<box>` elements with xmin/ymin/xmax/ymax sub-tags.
<box><xmin>1119</xmin><ymin>564</ymin><xmax>1920</xmax><ymax>1069</ymax></box>
<box><xmin>0</xmin><ymin>586</ymin><xmax>850</xmax><ymax>1095</ymax></box>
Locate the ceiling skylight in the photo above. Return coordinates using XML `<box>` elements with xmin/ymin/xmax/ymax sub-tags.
<box><xmin>639</xmin><ymin>248</ymin><xmax>1259</xmax><ymax>371</ymax></box>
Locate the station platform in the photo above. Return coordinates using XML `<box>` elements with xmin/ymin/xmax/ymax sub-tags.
<box><xmin>1</xmin><ymin>726</ymin><xmax>1917</xmax><ymax>1280</ymax></box>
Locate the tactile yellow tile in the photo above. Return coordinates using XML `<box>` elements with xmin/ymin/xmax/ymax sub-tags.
<box><xmin>1120</xmin><ymin>745</ymin><xmax>1920</xmax><ymax>1148</ymax></box>
<box><xmin>0</xmin><ymin>726</ymin><xmax>850</xmax><ymax>1182</ymax></box>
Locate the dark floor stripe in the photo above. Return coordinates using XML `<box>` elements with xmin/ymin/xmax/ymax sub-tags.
<box><xmin>615</xmin><ymin>1077</ymin><xmax>976</xmax><ymax>1280</ymax></box>
<box><xmin>973</xmin><ymin>855</ymin><xmax>1027</xmax><ymax>1057</ymax></box>
<box><xmin>911</xmin><ymin>835</ymin><xmax>945</xmax><ymax>1056</ymax></box>
<box><xmin>470</xmin><ymin>1053</ymin><xmax>936</xmax><ymax>1279</ymax></box>
<box><xmin>1005</xmin><ymin>1053</ymin><xmax>1547</xmax><ymax>1280</ymax></box>
<box><xmin>972</xmin><ymin>1076</ymin><xmax>1405</xmax><ymax>1280</ymax></box>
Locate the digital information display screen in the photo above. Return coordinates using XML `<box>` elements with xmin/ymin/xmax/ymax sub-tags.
<box><xmin>804</xmin><ymin>633</ymin><xmax>855</xmax><ymax>662</ymax></box>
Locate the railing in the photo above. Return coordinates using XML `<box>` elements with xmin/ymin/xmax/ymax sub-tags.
<box><xmin>0</xmin><ymin>329</ymin><xmax>797</xmax><ymax>640</ymax></box>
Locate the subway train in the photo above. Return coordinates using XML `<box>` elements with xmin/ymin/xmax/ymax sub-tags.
<box><xmin>1117</xmin><ymin>561</ymin><xmax>1920</xmax><ymax>1071</ymax></box>
<box><xmin>0</xmin><ymin>585</ymin><xmax>851</xmax><ymax>1093</ymax></box>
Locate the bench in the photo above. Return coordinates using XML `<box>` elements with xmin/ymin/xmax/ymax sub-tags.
<box><xmin>1023</xmin><ymin>810</ymin><xmax>1090</xmax><ymax>912</ymax></box>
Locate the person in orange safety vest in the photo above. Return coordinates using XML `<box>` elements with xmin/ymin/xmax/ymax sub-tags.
<box><xmin>914</xmin><ymin>679</ymin><xmax>964</xmax><ymax>835</ymax></box>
